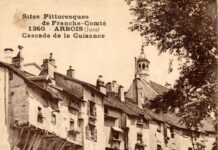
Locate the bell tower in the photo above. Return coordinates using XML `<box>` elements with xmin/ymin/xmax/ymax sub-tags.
<box><xmin>135</xmin><ymin>45</ymin><xmax>150</xmax><ymax>81</ymax></box>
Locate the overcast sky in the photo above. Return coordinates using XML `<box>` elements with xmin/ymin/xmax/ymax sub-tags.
<box><xmin>0</xmin><ymin>0</ymin><xmax>179</xmax><ymax>91</ymax></box>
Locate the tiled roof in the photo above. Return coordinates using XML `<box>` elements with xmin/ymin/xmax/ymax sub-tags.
<box><xmin>149</xmin><ymin>81</ymin><xmax>169</xmax><ymax>95</ymax></box>
<box><xmin>0</xmin><ymin>61</ymin><xmax>61</xmax><ymax>100</ymax></box>
<box><xmin>27</xmin><ymin>75</ymin><xmax>50</xmax><ymax>81</ymax></box>
<box><xmin>54</xmin><ymin>72</ymin><xmax>106</xmax><ymax>96</ymax></box>
<box><xmin>104</xmin><ymin>95</ymin><xmax>215</xmax><ymax>133</ymax></box>
<box><xmin>126</xmin><ymin>78</ymin><xmax>169</xmax><ymax>103</ymax></box>
<box><xmin>104</xmin><ymin>97</ymin><xmax>151</xmax><ymax>120</ymax></box>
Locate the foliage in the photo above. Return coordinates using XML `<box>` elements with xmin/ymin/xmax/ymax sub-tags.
<box><xmin>126</xmin><ymin>0</ymin><xmax>217</xmax><ymax>142</ymax></box>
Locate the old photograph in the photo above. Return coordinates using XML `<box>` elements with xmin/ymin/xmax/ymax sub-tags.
<box><xmin>0</xmin><ymin>0</ymin><xmax>217</xmax><ymax>150</ymax></box>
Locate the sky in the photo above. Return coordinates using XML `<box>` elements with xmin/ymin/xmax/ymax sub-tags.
<box><xmin>0</xmin><ymin>0</ymin><xmax>179</xmax><ymax>91</ymax></box>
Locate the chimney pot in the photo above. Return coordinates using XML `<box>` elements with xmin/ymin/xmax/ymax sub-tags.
<box><xmin>39</xmin><ymin>53</ymin><xmax>56</xmax><ymax>79</ymax></box>
<box><xmin>4</xmin><ymin>48</ymin><xmax>14</xmax><ymax>64</ymax></box>
<box><xmin>67</xmin><ymin>65</ymin><xmax>75</xmax><ymax>78</ymax></box>
<box><xmin>118</xmin><ymin>85</ymin><xmax>125</xmax><ymax>102</ymax></box>
<box><xmin>18</xmin><ymin>45</ymin><xmax>24</xmax><ymax>50</ymax></box>
<box><xmin>50</xmin><ymin>53</ymin><xmax>53</xmax><ymax>58</ymax></box>
<box><xmin>96</xmin><ymin>75</ymin><xmax>106</xmax><ymax>94</ymax></box>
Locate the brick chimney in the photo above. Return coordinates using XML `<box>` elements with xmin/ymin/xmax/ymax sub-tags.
<box><xmin>12</xmin><ymin>45</ymin><xmax>24</xmax><ymax>69</ymax></box>
<box><xmin>66</xmin><ymin>66</ymin><xmax>74</xmax><ymax>78</ymax></box>
<box><xmin>39</xmin><ymin>53</ymin><xmax>56</xmax><ymax>79</ymax></box>
<box><xmin>118</xmin><ymin>85</ymin><xmax>125</xmax><ymax>102</ymax></box>
<box><xmin>96</xmin><ymin>75</ymin><xmax>106</xmax><ymax>94</ymax></box>
<box><xmin>4</xmin><ymin>48</ymin><xmax>13</xmax><ymax>64</ymax></box>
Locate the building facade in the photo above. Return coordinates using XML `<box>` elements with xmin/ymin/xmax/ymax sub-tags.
<box><xmin>0</xmin><ymin>46</ymin><xmax>216</xmax><ymax>150</ymax></box>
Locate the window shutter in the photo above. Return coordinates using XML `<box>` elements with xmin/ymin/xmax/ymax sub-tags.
<box><xmin>93</xmin><ymin>105</ymin><xmax>97</xmax><ymax>117</ymax></box>
<box><xmin>87</xmin><ymin>102</ymin><xmax>90</xmax><ymax>115</ymax></box>
<box><xmin>86</xmin><ymin>126</ymin><xmax>89</xmax><ymax>139</ymax></box>
<box><xmin>94</xmin><ymin>129</ymin><xmax>97</xmax><ymax>141</ymax></box>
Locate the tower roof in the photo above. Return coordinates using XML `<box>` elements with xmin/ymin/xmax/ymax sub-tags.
<box><xmin>137</xmin><ymin>46</ymin><xmax>150</xmax><ymax>63</ymax></box>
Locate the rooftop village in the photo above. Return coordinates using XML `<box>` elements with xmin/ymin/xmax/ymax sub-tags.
<box><xmin>0</xmin><ymin>45</ymin><xmax>216</xmax><ymax>150</ymax></box>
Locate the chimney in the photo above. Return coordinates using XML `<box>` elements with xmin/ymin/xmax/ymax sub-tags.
<box><xmin>4</xmin><ymin>48</ymin><xmax>14</xmax><ymax>64</ymax></box>
<box><xmin>66</xmin><ymin>66</ymin><xmax>75</xmax><ymax>78</ymax></box>
<box><xmin>105</xmin><ymin>82</ymin><xmax>112</xmax><ymax>93</ymax></box>
<box><xmin>39</xmin><ymin>53</ymin><xmax>56</xmax><ymax>79</ymax></box>
<box><xmin>118</xmin><ymin>85</ymin><xmax>125</xmax><ymax>102</ymax></box>
<box><xmin>12</xmin><ymin>45</ymin><xmax>24</xmax><ymax>69</ymax></box>
<box><xmin>96</xmin><ymin>75</ymin><xmax>106</xmax><ymax>94</ymax></box>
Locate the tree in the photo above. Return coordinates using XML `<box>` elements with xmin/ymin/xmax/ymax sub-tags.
<box><xmin>126</xmin><ymin>0</ymin><xmax>217</xmax><ymax>149</ymax></box>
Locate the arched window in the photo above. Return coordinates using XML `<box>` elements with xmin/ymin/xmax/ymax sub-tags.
<box><xmin>142</xmin><ymin>63</ymin><xmax>145</xmax><ymax>69</ymax></box>
<box><xmin>138</xmin><ymin>64</ymin><xmax>141</xmax><ymax>69</ymax></box>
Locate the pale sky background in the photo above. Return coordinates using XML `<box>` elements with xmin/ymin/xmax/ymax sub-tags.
<box><xmin>0</xmin><ymin>0</ymin><xmax>179</xmax><ymax>91</ymax></box>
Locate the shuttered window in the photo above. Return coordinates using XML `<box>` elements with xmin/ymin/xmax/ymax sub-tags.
<box><xmin>86</xmin><ymin>125</ymin><xmax>97</xmax><ymax>142</ymax></box>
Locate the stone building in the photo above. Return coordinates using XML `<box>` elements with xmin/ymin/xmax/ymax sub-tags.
<box><xmin>0</xmin><ymin>46</ymin><xmax>216</xmax><ymax>150</ymax></box>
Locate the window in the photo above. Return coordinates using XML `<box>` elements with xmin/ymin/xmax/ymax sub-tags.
<box><xmin>137</xmin><ymin>117</ymin><xmax>143</xmax><ymax>126</ymax></box>
<box><xmin>138</xmin><ymin>64</ymin><xmax>141</xmax><ymax>69</ymax></box>
<box><xmin>170</xmin><ymin>128</ymin><xmax>175</xmax><ymax>138</ymax></box>
<box><xmin>188</xmin><ymin>148</ymin><xmax>192</xmax><ymax>150</ymax></box>
<box><xmin>142</xmin><ymin>63</ymin><xmax>145</xmax><ymax>69</ymax></box>
<box><xmin>143</xmin><ymin>120</ymin><xmax>149</xmax><ymax>129</ymax></box>
<box><xmin>9</xmin><ymin>71</ymin><xmax>13</xmax><ymax>80</ymax></box>
<box><xmin>157</xmin><ymin>122</ymin><xmax>161</xmax><ymax>132</ymax></box>
<box><xmin>37</xmin><ymin>107</ymin><xmax>43</xmax><ymax>123</ymax></box>
<box><xmin>113</xmin><ymin>131</ymin><xmax>120</xmax><ymax>140</ymax></box>
<box><xmin>51</xmin><ymin>112</ymin><xmax>56</xmax><ymax>125</ymax></box>
<box><xmin>164</xmin><ymin>126</ymin><xmax>168</xmax><ymax>144</ymax></box>
<box><xmin>157</xmin><ymin>145</ymin><xmax>162</xmax><ymax>150</ymax></box>
<box><xmin>70</xmin><ymin>119</ymin><xmax>74</xmax><ymax>130</ymax></box>
<box><xmin>137</xmin><ymin>133</ymin><xmax>143</xmax><ymax>144</ymax></box>
<box><xmin>104</xmin><ymin>106</ymin><xmax>108</xmax><ymax>114</ymax></box>
<box><xmin>86</xmin><ymin>124</ymin><xmax>97</xmax><ymax>141</ymax></box>
<box><xmin>88</xmin><ymin>101</ymin><xmax>97</xmax><ymax>118</ymax></box>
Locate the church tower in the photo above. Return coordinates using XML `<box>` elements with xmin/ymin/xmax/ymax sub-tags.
<box><xmin>135</xmin><ymin>45</ymin><xmax>150</xmax><ymax>81</ymax></box>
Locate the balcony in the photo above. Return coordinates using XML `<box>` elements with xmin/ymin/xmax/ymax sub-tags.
<box><xmin>67</xmin><ymin>128</ymin><xmax>82</xmax><ymax>146</ymax></box>
<box><xmin>68</xmin><ymin>128</ymin><xmax>80</xmax><ymax>135</ymax></box>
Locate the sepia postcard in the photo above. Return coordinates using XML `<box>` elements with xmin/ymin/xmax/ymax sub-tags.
<box><xmin>0</xmin><ymin>0</ymin><xmax>216</xmax><ymax>150</ymax></box>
